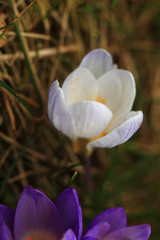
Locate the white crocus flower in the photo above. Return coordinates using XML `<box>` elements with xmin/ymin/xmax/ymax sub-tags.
<box><xmin>48</xmin><ymin>49</ymin><xmax>143</xmax><ymax>152</ymax></box>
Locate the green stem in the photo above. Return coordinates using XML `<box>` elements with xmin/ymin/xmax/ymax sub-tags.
<box><xmin>84</xmin><ymin>154</ymin><xmax>93</xmax><ymax>193</ymax></box>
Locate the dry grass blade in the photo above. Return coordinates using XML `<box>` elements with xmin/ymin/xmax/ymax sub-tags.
<box><xmin>0</xmin><ymin>0</ymin><xmax>37</xmax><ymax>38</ymax></box>
<box><xmin>0</xmin><ymin>44</ymin><xmax>81</xmax><ymax>61</ymax></box>
<box><xmin>0</xmin><ymin>132</ymin><xmax>47</xmax><ymax>160</ymax></box>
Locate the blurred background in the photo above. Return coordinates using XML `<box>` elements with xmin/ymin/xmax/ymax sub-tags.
<box><xmin>0</xmin><ymin>0</ymin><xmax>160</xmax><ymax>239</ymax></box>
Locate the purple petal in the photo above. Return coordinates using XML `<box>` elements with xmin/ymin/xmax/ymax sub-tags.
<box><xmin>87</xmin><ymin>111</ymin><xmax>143</xmax><ymax>149</ymax></box>
<box><xmin>62</xmin><ymin>229</ymin><xmax>77</xmax><ymax>240</ymax></box>
<box><xmin>14</xmin><ymin>186</ymin><xmax>63</xmax><ymax>240</ymax></box>
<box><xmin>0</xmin><ymin>223</ymin><xmax>13</xmax><ymax>240</ymax></box>
<box><xmin>55</xmin><ymin>187</ymin><xmax>83</xmax><ymax>240</ymax></box>
<box><xmin>79</xmin><ymin>49</ymin><xmax>114</xmax><ymax>79</ymax></box>
<box><xmin>48</xmin><ymin>80</ymin><xmax>77</xmax><ymax>140</ymax></box>
<box><xmin>84</xmin><ymin>222</ymin><xmax>110</xmax><ymax>239</ymax></box>
<box><xmin>106</xmin><ymin>225</ymin><xmax>151</xmax><ymax>240</ymax></box>
<box><xmin>85</xmin><ymin>208</ymin><xmax>127</xmax><ymax>234</ymax></box>
<box><xmin>83</xmin><ymin>237</ymin><xmax>98</xmax><ymax>240</ymax></box>
<box><xmin>0</xmin><ymin>204</ymin><xmax>14</xmax><ymax>234</ymax></box>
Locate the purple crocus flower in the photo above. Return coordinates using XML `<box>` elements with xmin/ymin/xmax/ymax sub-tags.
<box><xmin>0</xmin><ymin>186</ymin><xmax>151</xmax><ymax>240</ymax></box>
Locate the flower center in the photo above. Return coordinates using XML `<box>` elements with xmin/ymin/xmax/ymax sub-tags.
<box><xmin>26</xmin><ymin>238</ymin><xmax>51</xmax><ymax>240</ymax></box>
<box><xmin>27</xmin><ymin>238</ymin><xmax>40</xmax><ymax>240</ymax></box>
<box><xmin>25</xmin><ymin>232</ymin><xmax>55</xmax><ymax>240</ymax></box>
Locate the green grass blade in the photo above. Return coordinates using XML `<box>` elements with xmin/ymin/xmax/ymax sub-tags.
<box><xmin>66</xmin><ymin>171</ymin><xmax>78</xmax><ymax>187</ymax></box>
<box><xmin>0</xmin><ymin>80</ymin><xmax>33</xmax><ymax>114</ymax></box>
<box><xmin>29</xmin><ymin>0</ymin><xmax>43</xmax><ymax>19</ymax></box>
<box><xmin>6</xmin><ymin>0</ymin><xmax>42</xmax><ymax>105</ymax></box>
<box><xmin>14</xmin><ymin>22</ymin><xmax>42</xmax><ymax>103</ymax></box>
<box><xmin>111</xmin><ymin>0</ymin><xmax>119</xmax><ymax>8</ymax></box>
<box><xmin>0</xmin><ymin>22</ymin><xmax>17</xmax><ymax>31</ymax></box>
<box><xmin>0</xmin><ymin>19</ymin><xmax>18</xmax><ymax>39</ymax></box>
<box><xmin>0</xmin><ymin>30</ymin><xmax>8</xmax><ymax>39</ymax></box>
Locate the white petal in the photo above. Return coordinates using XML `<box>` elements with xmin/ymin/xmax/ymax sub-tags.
<box><xmin>68</xmin><ymin>101</ymin><xmax>113</xmax><ymax>139</ymax></box>
<box><xmin>87</xmin><ymin>111</ymin><xmax>143</xmax><ymax>149</ymax></box>
<box><xmin>79</xmin><ymin>49</ymin><xmax>114</xmax><ymax>79</ymax></box>
<box><xmin>97</xmin><ymin>69</ymin><xmax>136</xmax><ymax>131</ymax></box>
<box><xmin>48</xmin><ymin>80</ymin><xmax>77</xmax><ymax>140</ymax></box>
<box><xmin>62</xmin><ymin>67</ymin><xmax>98</xmax><ymax>105</ymax></box>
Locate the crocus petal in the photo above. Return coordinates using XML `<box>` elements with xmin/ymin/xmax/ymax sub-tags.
<box><xmin>85</xmin><ymin>208</ymin><xmax>127</xmax><ymax>234</ymax></box>
<box><xmin>0</xmin><ymin>223</ymin><xmax>13</xmax><ymax>240</ymax></box>
<box><xmin>87</xmin><ymin>111</ymin><xmax>143</xmax><ymax>149</ymax></box>
<box><xmin>84</xmin><ymin>222</ymin><xmax>110</xmax><ymax>239</ymax></box>
<box><xmin>48</xmin><ymin>80</ymin><xmax>77</xmax><ymax>140</ymax></box>
<box><xmin>0</xmin><ymin>205</ymin><xmax>14</xmax><ymax>234</ymax></box>
<box><xmin>68</xmin><ymin>101</ymin><xmax>113</xmax><ymax>139</ymax></box>
<box><xmin>83</xmin><ymin>237</ymin><xmax>98</xmax><ymax>240</ymax></box>
<box><xmin>106</xmin><ymin>225</ymin><xmax>151</xmax><ymax>240</ymax></box>
<box><xmin>62</xmin><ymin>229</ymin><xmax>77</xmax><ymax>240</ymax></box>
<box><xmin>97</xmin><ymin>69</ymin><xmax>136</xmax><ymax>131</ymax></box>
<box><xmin>79</xmin><ymin>49</ymin><xmax>114</xmax><ymax>79</ymax></box>
<box><xmin>62</xmin><ymin>67</ymin><xmax>98</xmax><ymax>105</ymax></box>
<box><xmin>14</xmin><ymin>186</ymin><xmax>63</xmax><ymax>240</ymax></box>
<box><xmin>55</xmin><ymin>187</ymin><xmax>82</xmax><ymax>240</ymax></box>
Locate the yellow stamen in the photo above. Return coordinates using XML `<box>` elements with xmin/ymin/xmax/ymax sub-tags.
<box><xmin>89</xmin><ymin>121</ymin><xmax>112</xmax><ymax>142</ymax></box>
<box><xmin>96</xmin><ymin>94</ymin><xmax>106</xmax><ymax>104</ymax></box>
<box><xmin>89</xmin><ymin>130</ymin><xmax>106</xmax><ymax>142</ymax></box>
